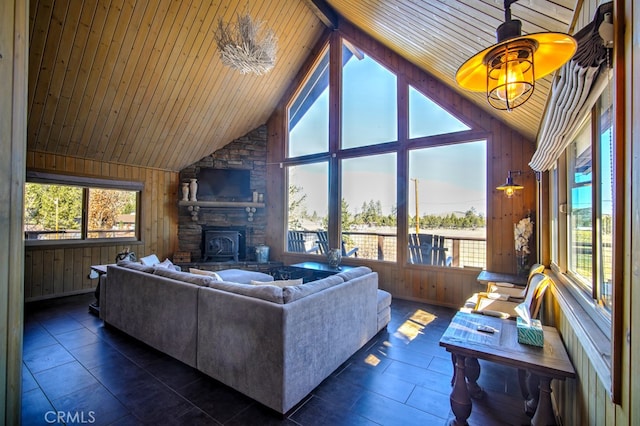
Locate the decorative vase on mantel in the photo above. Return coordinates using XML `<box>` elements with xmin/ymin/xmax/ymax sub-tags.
<box><xmin>181</xmin><ymin>182</ymin><xmax>189</xmax><ymax>201</ymax></box>
<box><xmin>189</xmin><ymin>178</ymin><xmax>198</xmax><ymax>202</ymax></box>
<box><xmin>327</xmin><ymin>248</ymin><xmax>342</xmax><ymax>269</ymax></box>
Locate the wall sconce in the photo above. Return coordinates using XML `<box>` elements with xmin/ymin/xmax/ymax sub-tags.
<box><xmin>496</xmin><ymin>170</ymin><xmax>524</xmax><ymax>198</ymax></box>
<box><xmin>455</xmin><ymin>0</ymin><xmax>577</xmax><ymax>111</ymax></box>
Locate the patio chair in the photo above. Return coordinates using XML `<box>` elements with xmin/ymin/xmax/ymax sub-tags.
<box><xmin>287</xmin><ymin>230</ymin><xmax>318</xmax><ymax>253</ymax></box>
<box><xmin>315</xmin><ymin>231</ymin><xmax>358</xmax><ymax>257</ymax></box>
<box><xmin>464</xmin><ymin>264</ymin><xmax>545</xmax><ymax>310</ymax></box>
<box><xmin>485</xmin><ymin>263</ymin><xmax>545</xmax><ymax>301</ymax></box>
<box><xmin>464</xmin><ymin>273</ymin><xmax>552</xmax><ymax>320</ymax></box>
<box><xmin>408</xmin><ymin>233</ymin><xmax>451</xmax><ymax>266</ymax></box>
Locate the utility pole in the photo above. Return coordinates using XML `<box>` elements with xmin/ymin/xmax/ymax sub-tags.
<box><xmin>411</xmin><ymin>178</ymin><xmax>419</xmax><ymax>234</ymax></box>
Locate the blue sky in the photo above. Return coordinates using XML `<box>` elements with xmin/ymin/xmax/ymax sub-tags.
<box><xmin>288</xmin><ymin>46</ymin><xmax>486</xmax><ymax>218</ymax></box>
<box><xmin>571</xmin><ymin>127</ymin><xmax>613</xmax><ymax>215</ymax></box>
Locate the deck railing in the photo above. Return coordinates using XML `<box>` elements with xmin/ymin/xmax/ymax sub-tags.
<box><xmin>289</xmin><ymin>230</ymin><xmax>487</xmax><ymax>269</ymax></box>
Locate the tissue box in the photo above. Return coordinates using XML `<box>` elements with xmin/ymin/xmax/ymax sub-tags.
<box><xmin>516</xmin><ymin>317</ymin><xmax>544</xmax><ymax>347</ymax></box>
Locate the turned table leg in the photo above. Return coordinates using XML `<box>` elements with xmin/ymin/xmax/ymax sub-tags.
<box><xmin>450</xmin><ymin>354</ymin><xmax>483</xmax><ymax>399</ymax></box>
<box><xmin>531</xmin><ymin>376</ymin><xmax>556</xmax><ymax>426</ymax></box>
<box><xmin>450</xmin><ymin>353</ymin><xmax>456</xmax><ymax>386</ymax></box>
<box><xmin>464</xmin><ymin>357</ymin><xmax>483</xmax><ymax>399</ymax></box>
<box><xmin>450</xmin><ymin>353</ymin><xmax>472</xmax><ymax>426</ymax></box>
<box><xmin>524</xmin><ymin>371</ymin><xmax>541</xmax><ymax>416</ymax></box>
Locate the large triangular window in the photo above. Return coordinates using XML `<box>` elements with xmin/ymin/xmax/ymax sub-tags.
<box><xmin>284</xmin><ymin>37</ymin><xmax>485</xmax><ymax>269</ymax></box>
<box><xmin>341</xmin><ymin>41</ymin><xmax>397</xmax><ymax>149</ymax></box>
<box><xmin>409</xmin><ymin>86</ymin><xmax>470</xmax><ymax>139</ymax></box>
<box><xmin>287</xmin><ymin>47</ymin><xmax>330</xmax><ymax>158</ymax></box>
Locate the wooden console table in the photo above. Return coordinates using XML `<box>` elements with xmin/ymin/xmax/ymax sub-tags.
<box><xmin>88</xmin><ymin>264</ymin><xmax>114</xmax><ymax>315</ymax></box>
<box><xmin>439</xmin><ymin>312</ymin><xmax>575</xmax><ymax>426</ymax></box>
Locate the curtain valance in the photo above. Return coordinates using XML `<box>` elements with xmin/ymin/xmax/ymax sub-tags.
<box><xmin>529</xmin><ymin>2</ymin><xmax>613</xmax><ymax>172</ymax></box>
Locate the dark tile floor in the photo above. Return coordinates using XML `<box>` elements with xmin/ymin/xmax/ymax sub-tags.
<box><xmin>22</xmin><ymin>293</ymin><xmax>532</xmax><ymax>425</ymax></box>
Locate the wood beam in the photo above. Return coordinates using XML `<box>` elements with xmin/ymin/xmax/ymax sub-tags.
<box><xmin>301</xmin><ymin>0</ymin><xmax>338</xmax><ymax>29</ymax></box>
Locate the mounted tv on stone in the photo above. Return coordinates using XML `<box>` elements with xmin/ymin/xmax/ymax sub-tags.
<box><xmin>196</xmin><ymin>169</ymin><xmax>252</xmax><ymax>202</ymax></box>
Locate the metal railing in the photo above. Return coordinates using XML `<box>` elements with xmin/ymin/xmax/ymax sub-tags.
<box><xmin>288</xmin><ymin>230</ymin><xmax>487</xmax><ymax>268</ymax></box>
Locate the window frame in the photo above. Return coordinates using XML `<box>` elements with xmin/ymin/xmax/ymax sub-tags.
<box><xmin>555</xmin><ymin>94</ymin><xmax>613</xmax><ymax>334</ymax></box>
<box><xmin>283</xmin><ymin>33</ymin><xmax>488</xmax><ymax>267</ymax></box>
<box><xmin>25</xmin><ymin>171</ymin><xmax>143</xmax><ymax>246</ymax></box>
<box><xmin>547</xmin><ymin>75</ymin><xmax>619</xmax><ymax>400</ymax></box>
<box><xmin>566</xmin><ymin>117</ymin><xmax>594</xmax><ymax>291</ymax></box>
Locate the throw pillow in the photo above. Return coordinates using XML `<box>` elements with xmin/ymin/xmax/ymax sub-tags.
<box><xmin>155</xmin><ymin>258</ymin><xmax>175</xmax><ymax>269</ymax></box>
<box><xmin>189</xmin><ymin>268</ymin><xmax>222</xmax><ymax>281</ymax></box>
<box><xmin>250</xmin><ymin>278</ymin><xmax>303</xmax><ymax>288</ymax></box>
<box><xmin>139</xmin><ymin>254</ymin><xmax>161</xmax><ymax>266</ymax></box>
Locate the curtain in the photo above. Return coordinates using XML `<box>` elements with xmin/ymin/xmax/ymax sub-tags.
<box><xmin>529</xmin><ymin>2</ymin><xmax>613</xmax><ymax>172</ymax></box>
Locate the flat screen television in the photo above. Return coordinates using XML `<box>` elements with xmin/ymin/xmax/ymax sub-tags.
<box><xmin>196</xmin><ymin>168</ymin><xmax>252</xmax><ymax>201</ymax></box>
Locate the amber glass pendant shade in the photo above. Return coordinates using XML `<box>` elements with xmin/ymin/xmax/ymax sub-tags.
<box><xmin>486</xmin><ymin>40</ymin><xmax>535</xmax><ymax>110</ymax></box>
<box><xmin>455</xmin><ymin>0</ymin><xmax>577</xmax><ymax>111</ymax></box>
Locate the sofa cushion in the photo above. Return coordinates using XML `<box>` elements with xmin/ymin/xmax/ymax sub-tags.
<box><xmin>208</xmin><ymin>281</ymin><xmax>284</xmax><ymax>304</ymax></box>
<box><xmin>282</xmin><ymin>275</ymin><xmax>344</xmax><ymax>303</ymax></box>
<box><xmin>189</xmin><ymin>268</ymin><xmax>222</xmax><ymax>281</ymax></box>
<box><xmin>251</xmin><ymin>278</ymin><xmax>303</xmax><ymax>288</ymax></box>
<box><xmin>377</xmin><ymin>306</ymin><xmax>391</xmax><ymax>332</ymax></box>
<box><xmin>335</xmin><ymin>266</ymin><xmax>372</xmax><ymax>282</ymax></box>
<box><xmin>377</xmin><ymin>289</ymin><xmax>392</xmax><ymax>313</ymax></box>
<box><xmin>116</xmin><ymin>260</ymin><xmax>155</xmax><ymax>273</ymax></box>
<box><xmin>215</xmin><ymin>269</ymin><xmax>274</xmax><ymax>284</ymax></box>
<box><xmin>153</xmin><ymin>267</ymin><xmax>214</xmax><ymax>287</ymax></box>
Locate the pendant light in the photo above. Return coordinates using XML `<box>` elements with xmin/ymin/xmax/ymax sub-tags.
<box><xmin>456</xmin><ymin>0</ymin><xmax>577</xmax><ymax>111</ymax></box>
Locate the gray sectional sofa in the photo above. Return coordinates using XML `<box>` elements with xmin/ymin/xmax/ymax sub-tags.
<box><xmin>100</xmin><ymin>261</ymin><xmax>391</xmax><ymax>414</ymax></box>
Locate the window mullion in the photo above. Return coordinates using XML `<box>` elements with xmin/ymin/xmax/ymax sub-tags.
<box><xmin>82</xmin><ymin>188</ymin><xmax>89</xmax><ymax>240</ymax></box>
<box><xmin>567</xmin><ymin>143</ymin><xmax>576</xmax><ymax>276</ymax></box>
<box><xmin>327</xmin><ymin>32</ymin><xmax>342</xmax><ymax>247</ymax></box>
<box><xmin>592</xmin><ymin>104</ymin><xmax>602</xmax><ymax>302</ymax></box>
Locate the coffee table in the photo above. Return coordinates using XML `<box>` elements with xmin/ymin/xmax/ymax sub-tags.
<box><xmin>282</xmin><ymin>261</ymin><xmax>357</xmax><ymax>282</ymax></box>
<box><xmin>439</xmin><ymin>311</ymin><xmax>575</xmax><ymax>426</ymax></box>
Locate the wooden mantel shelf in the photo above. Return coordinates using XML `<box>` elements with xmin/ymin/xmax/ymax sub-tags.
<box><xmin>178</xmin><ymin>200</ymin><xmax>265</xmax><ymax>208</ymax></box>
<box><xmin>178</xmin><ymin>200</ymin><xmax>265</xmax><ymax>222</ymax></box>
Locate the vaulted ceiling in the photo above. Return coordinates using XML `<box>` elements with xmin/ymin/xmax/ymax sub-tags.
<box><xmin>28</xmin><ymin>0</ymin><xmax>580</xmax><ymax>172</ymax></box>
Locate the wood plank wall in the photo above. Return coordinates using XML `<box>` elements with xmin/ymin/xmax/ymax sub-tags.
<box><xmin>2</xmin><ymin>0</ymin><xmax>28</xmax><ymax>422</ymax></box>
<box><xmin>546</xmin><ymin>290</ymin><xmax>617</xmax><ymax>425</ymax></box>
<box><xmin>265</xmin><ymin>19</ymin><xmax>537</xmax><ymax>308</ymax></box>
<box><xmin>24</xmin><ymin>151</ymin><xmax>179</xmax><ymax>301</ymax></box>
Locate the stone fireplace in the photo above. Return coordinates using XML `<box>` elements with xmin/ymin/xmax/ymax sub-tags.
<box><xmin>177</xmin><ymin>126</ymin><xmax>267</xmax><ymax>264</ymax></box>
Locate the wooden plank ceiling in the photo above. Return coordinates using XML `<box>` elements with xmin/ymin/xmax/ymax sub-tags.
<box><xmin>326</xmin><ymin>0</ymin><xmax>580</xmax><ymax>141</ymax></box>
<box><xmin>28</xmin><ymin>0</ymin><xmax>579</xmax><ymax>172</ymax></box>
<box><xmin>28</xmin><ymin>0</ymin><xmax>325</xmax><ymax>171</ymax></box>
